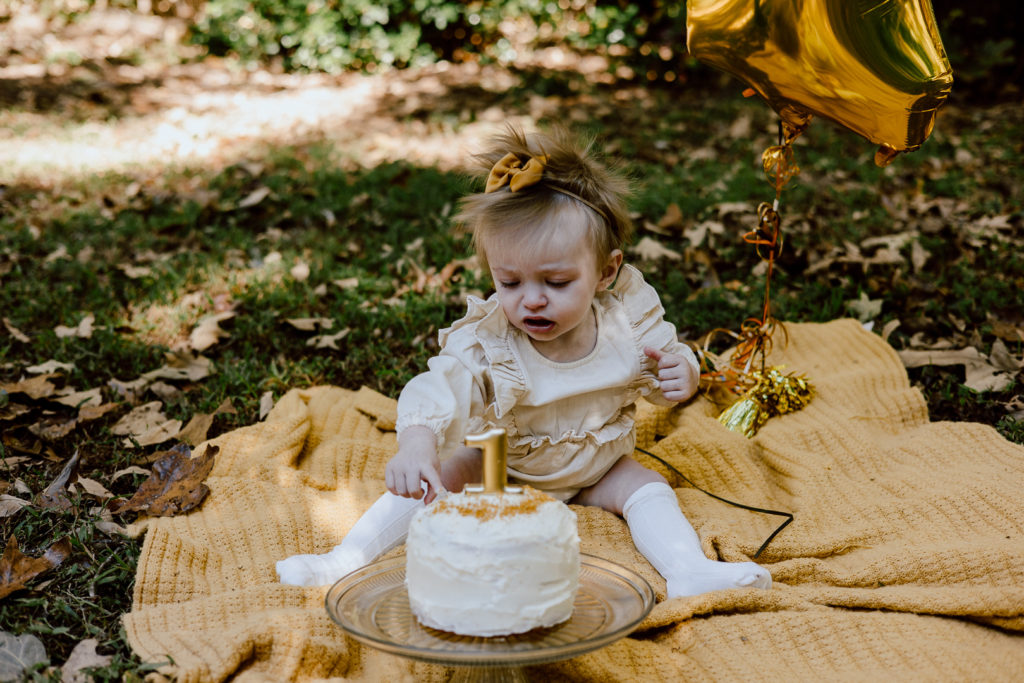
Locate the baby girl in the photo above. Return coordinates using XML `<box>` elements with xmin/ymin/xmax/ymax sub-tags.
<box><xmin>277</xmin><ymin>124</ymin><xmax>771</xmax><ymax>598</ymax></box>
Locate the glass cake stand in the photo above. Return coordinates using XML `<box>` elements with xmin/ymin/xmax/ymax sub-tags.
<box><xmin>325</xmin><ymin>553</ymin><xmax>654</xmax><ymax>682</ymax></box>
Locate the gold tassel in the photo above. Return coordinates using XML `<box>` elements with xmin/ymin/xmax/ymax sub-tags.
<box><xmin>718</xmin><ymin>367</ymin><xmax>814</xmax><ymax>438</ymax></box>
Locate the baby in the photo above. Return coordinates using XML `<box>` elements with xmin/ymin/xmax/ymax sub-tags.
<box><xmin>277</xmin><ymin>125</ymin><xmax>771</xmax><ymax>598</ymax></box>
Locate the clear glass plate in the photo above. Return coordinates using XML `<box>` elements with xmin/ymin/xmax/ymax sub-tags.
<box><xmin>325</xmin><ymin>553</ymin><xmax>654</xmax><ymax>668</ymax></box>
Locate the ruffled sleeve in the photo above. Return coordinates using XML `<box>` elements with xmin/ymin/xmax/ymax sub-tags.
<box><xmin>613</xmin><ymin>264</ymin><xmax>699</xmax><ymax>406</ymax></box>
<box><xmin>395</xmin><ymin>297</ymin><xmax>494</xmax><ymax>461</ymax></box>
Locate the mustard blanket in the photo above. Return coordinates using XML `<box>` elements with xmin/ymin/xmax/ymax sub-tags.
<box><xmin>123</xmin><ymin>319</ymin><xmax>1024</xmax><ymax>682</ymax></box>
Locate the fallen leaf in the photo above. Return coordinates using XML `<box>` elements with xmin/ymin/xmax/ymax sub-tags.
<box><xmin>117</xmin><ymin>263</ymin><xmax>152</xmax><ymax>279</ymax></box>
<box><xmin>0</xmin><ymin>403</ymin><xmax>32</xmax><ymax>422</ymax></box>
<box><xmin>308</xmin><ymin>328</ymin><xmax>350</xmax><ymax>349</ymax></box>
<box><xmin>111</xmin><ymin>466</ymin><xmax>150</xmax><ymax>482</ymax></box>
<box><xmin>110</xmin><ymin>444</ymin><xmax>218</xmax><ymax>516</ymax></box>
<box><xmin>0</xmin><ymin>535</ymin><xmax>72</xmax><ymax>600</ymax></box>
<box><xmin>898</xmin><ymin>347</ymin><xmax>1016</xmax><ymax>392</ymax></box>
<box><xmin>334</xmin><ymin>277</ymin><xmax>359</xmax><ymax>290</ymax></box>
<box><xmin>880</xmin><ymin>319</ymin><xmax>901</xmax><ymax>343</ymax></box>
<box><xmin>845</xmin><ymin>292</ymin><xmax>883</xmax><ymax>322</ymax></box>
<box><xmin>54</xmin><ymin>313</ymin><xmax>95</xmax><ymax>339</ymax></box>
<box><xmin>74</xmin><ymin>477</ymin><xmax>113</xmax><ymax>500</ymax></box>
<box><xmin>28</xmin><ymin>415</ymin><xmax>78</xmax><ymax>441</ymax></box>
<box><xmin>177</xmin><ymin>412</ymin><xmax>215</xmax><ymax>446</ymax></box>
<box><xmin>656</xmin><ymin>203</ymin><xmax>684</xmax><ymax>231</ymax></box>
<box><xmin>214</xmin><ymin>397</ymin><xmax>236</xmax><ymax>415</ymax></box>
<box><xmin>111</xmin><ymin>401</ymin><xmax>182</xmax><ymax>447</ymax></box>
<box><xmin>77</xmin><ymin>402</ymin><xmax>119</xmax><ymax>423</ymax></box>
<box><xmin>285</xmin><ymin>317</ymin><xmax>334</xmax><ymax>332</ymax></box>
<box><xmin>26</xmin><ymin>360</ymin><xmax>75</xmax><ymax>374</ymax></box>
<box><xmin>60</xmin><ymin>638</ymin><xmax>112</xmax><ymax>683</ymax></box>
<box><xmin>0</xmin><ymin>374</ymin><xmax>59</xmax><ymax>400</ymax></box>
<box><xmin>2</xmin><ymin>318</ymin><xmax>30</xmax><ymax>343</ymax></box>
<box><xmin>236</xmin><ymin>185</ymin><xmax>271</xmax><ymax>209</ymax></box>
<box><xmin>90</xmin><ymin>507</ymin><xmax>130</xmax><ymax>537</ymax></box>
<box><xmin>54</xmin><ymin>387</ymin><xmax>103</xmax><ymax>409</ymax></box>
<box><xmin>147</xmin><ymin>381</ymin><xmax>181</xmax><ymax>400</ymax></box>
<box><xmin>259</xmin><ymin>391</ymin><xmax>275</xmax><ymax>419</ymax></box>
<box><xmin>35</xmin><ymin>451</ymin><xmax>80</xmax><ymax>511</ymax></box>
<box><xmin>290</xmin><ymin>260</ymin><xmax>310</xmax><ymax>281</ymax></box>
<box><xmin>189</xmin><ymin>311</ymin><xmax>236</xmax><ymax>352</ymax></box>
<box><xmin>0</xmin><ymin>631</ymin><xmax>47</xmax><ymax>681</ymax></box>
<box><xmin>630</xmin><ymin>236</ymin><xmax>682</xmax><ymax>261</ymax></box>
<box><xmin>0</xmin><ymin>495</ymin><xmax>30</xmax><ymax>518</ymax></box>
<box><xmin>143</xmin><ymin>352</ymin><xmax>214</xmax><ymax>383</ymax></box>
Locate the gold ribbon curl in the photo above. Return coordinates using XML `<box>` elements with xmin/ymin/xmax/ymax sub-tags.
<box><xmin>699</xmin><ymin>125</ymin><xmax>814</xmax><ymax>436</ymax></box>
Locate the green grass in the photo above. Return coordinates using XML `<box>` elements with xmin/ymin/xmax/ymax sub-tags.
<box><xmin>1</xmin><ymin>74</ymin><xmax>1022</xmax><ymax>679</ymax></box>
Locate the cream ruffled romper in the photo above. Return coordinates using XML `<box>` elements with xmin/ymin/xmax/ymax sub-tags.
<box><xmin>396</xmin><ymin>265</ymin><xmax>699</xmax><ymax>500</ymax></box>
<box><xmin>278</xmin><ymin>264</ymin><xmax>772</xmax><ymax>595</ymax></box>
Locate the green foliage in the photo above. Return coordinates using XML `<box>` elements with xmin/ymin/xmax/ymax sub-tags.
<box><xmin>188</xmin><ymin>0</ymin><xmax>688</xmax><ymax>74</ymax></box>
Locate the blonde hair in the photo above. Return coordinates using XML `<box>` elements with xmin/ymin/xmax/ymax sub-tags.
<box><xmin>455</xmin><ymin>124</ymin><xmax>633</xmax><ymax>273</ymax></box>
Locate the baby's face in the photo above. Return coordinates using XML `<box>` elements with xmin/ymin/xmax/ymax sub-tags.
<box><xmin>485</xmin><ymin>220</ymin><xmax>620</xmax><ymax>361</ymax></box>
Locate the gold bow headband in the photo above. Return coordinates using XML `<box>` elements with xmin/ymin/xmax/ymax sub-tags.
<box><xmin>485</xmin><ymin>152</ymin><xmax>611</xmax><ymax>225</ymax></box>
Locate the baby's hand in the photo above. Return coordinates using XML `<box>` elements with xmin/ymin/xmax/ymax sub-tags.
<box><xmin>643</xmin><ymin>346</ymin><xmax>698</xmax><ymax>403</ymax></box>
<box><xmin>386</xmin><ymin>425</ymin><xmax>444</xmax><ymax>503</ymax></box>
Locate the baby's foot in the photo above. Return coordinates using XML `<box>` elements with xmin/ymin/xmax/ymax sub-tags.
<box><xmin>666</xmin><ymin>560</ymin><xmax>772</xmax><ymax>598</ymax></box>
<box><xmin>276</xmin><ymin>550</ymin><xmax>362</xmax><ymax>586</ymax></box>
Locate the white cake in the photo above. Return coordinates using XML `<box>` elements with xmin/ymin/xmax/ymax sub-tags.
<box><xmin>405</xmin><ymin>485</ymin><xmax>580</xmax><ymax>637</ymax></box>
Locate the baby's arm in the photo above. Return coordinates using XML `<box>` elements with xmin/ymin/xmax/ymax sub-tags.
<box><xmin>643</xmin><ymin>346</ymin><xmax>699</xmax><ymax>403</ymax></box>
<box><xmin>386</xmin><ymin>425</ymin><xmax>445</xmax><ymax>503</ymax></box>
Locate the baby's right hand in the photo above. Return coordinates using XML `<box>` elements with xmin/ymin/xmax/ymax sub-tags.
<box><xmin>386</xmin><ymin>425</ymin><xmax>444</xmax><ymax>503</ymax></box>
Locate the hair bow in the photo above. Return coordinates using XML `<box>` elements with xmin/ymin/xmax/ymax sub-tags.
<box><xmin>485</xmin><ymin>152</ymin><xmax>548</xmax><ymax>193</ymax></box>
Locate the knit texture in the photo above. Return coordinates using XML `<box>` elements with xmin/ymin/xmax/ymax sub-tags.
<box><xmin>123</xmin><ymin>319</ymin><xmax>1024</xmax><ymax>681</ymax></box>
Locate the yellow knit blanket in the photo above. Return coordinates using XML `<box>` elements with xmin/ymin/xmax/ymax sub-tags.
<box><xmin>123</xmin><ymin>319</ymin><xmax>1024</xmax><ymax>682</ymax></box>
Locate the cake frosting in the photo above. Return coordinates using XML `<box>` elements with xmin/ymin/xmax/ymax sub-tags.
<box><xmin>405</xmin><ymin>485</ymin><xmax>580</xmax><ymax>637</ymax></box>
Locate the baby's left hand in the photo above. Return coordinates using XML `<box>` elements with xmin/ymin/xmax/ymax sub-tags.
<box><xmin>643</xmin><ymin>346</ymin><xmax>698</xmax><ymax>403</ymax></box>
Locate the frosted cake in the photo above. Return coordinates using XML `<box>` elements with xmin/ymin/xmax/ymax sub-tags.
<box><xmin>405</xmin><ymin>485</ymin><xmax>580</xmax><ymax>637</ymax></box>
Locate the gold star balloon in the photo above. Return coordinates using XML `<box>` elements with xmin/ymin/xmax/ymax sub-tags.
<box><xmin>687</xmin><ymin>0</ymin><xmax>954</xmax><ymax>165</ymax></box>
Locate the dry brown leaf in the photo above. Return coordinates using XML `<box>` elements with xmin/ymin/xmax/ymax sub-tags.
<box><xmin>177</xmin><ymin>412</ymin><xmax>215</xmax><ymax>446</ymax></box>
<box><xmin>111</xmin><ymin>401</ymin><xmax>181</xmax><ymax>447</ymax></box>
<box><xmin>236</xmin><ymin>185</ymin><xmax>271</xmax><ymax>209</ymax></box>
<box><xmin>845</xmin><ymin>293</ymin><xmax>883</xmax><ymax>322</ymax></box>
<box><xmin>308</xmin><ymin>328</ymin><xmax>350</xmax><ymax>350</ymax></box>
<box><xmin>77</xmin><ymin>402</ymin><xmax>119</xmax><ymax>423</ymax></box>
<box><xmin>898</xmin><ymin>347</ymin><xmax>1016</xmax><ymax>392</ymax></box>
<box><xmin>290</xmin><ymin>260</ymin><xmax>310</xmax><ymax>281</ymax></box>
<box><xmin>656</xmin><ymin>202</ymin><xmax>684</xmax><ymax>231</ymax></box>
<box><xmin>0</xmin><ymin>535</ymin><xmax>72</xmax><ymax>600</ymax></box>
<box><xmin>28</xmin><ymin>415</ymin><xmax>78</xmax><ymax>441</ymax></box>
<box><xmin>74</xmin><ymin>477</ymin><xmax>113</xmax><ymax>500</ymax></box>
<box><xmin>285</xmin><ymin>317</ymin><xmax>334</xmax><ymax>332</ymax></box>
<box><xmin>54</xmin><ymin>387</ymin><xmax>103</xmax><ymax>409</ymax></box>
<box><xmin>0</xmin><ymin>374</ymin><xmax>59</xmax><ymax>400</ymax></box>
<box><xmin>334</xmin><ymin>277</ymin><xmax>359</xmax><ymax>290</ymax></box>
<box><xmin>630</xmin><ymin>236</ymin><xmax>682</xmax><ymax>262</ymax></box>
<box><xmin>60</xmin><ymin>638</ymin><xmax>112</xmax><ymax>683</ymax></box>
<box><xmin>0</xmin><ymin>495</ymin><xmax>31</xmax><ymax>518</ymax></box>
<box><xmin>118</xmin><ymin>263</ymin><xmax>153</xmax><ymax>279</ymax></box>
<box><xmin>214</xmin><ymin>398</ymin><xmax>236</xmax><ymax>415</ymax></box>
<box><xmin>35</xmin><ymin>451</ymin><xmax>79</xmax><ymax>511</ymax></box>
<box><xmin>2</xmin><ymin>317</ymin><xmax>30</xmax><ymax>343</ymax></box>
<box><xmin>259</xmin><ymin>391</ymin><xmax>275</xmax><ymax>419</ymax></box>
<box><xmin>111</xmin><ymin>466</ymin><xmax>150</xmax><ymax>482</ymax></box>
<box><xmin>26</xmin><ymin>360</ymin><xmax>75</xmax><ymax>374</ymax></box>
<box><xmin>189</xmin><ymin>311</ymin><xmax>236</xmax><ymax>352</ymax></box>
<box><xmin>0</xmin><ymin>403</ymin><xmax>32</xmax><ymax>422</ymax></box>
<box><xmin>143</xmin><ymin>352</ymin><xmax>214</xmax><ymax>383</ymax></box>
<box><xmin>54</xmin><ymin>313</ymin><xmax>95</xmax><ymax>339</ymax></box>
<box><xmin>110</xmin><ymin>444</ymin><xmax>218</xmax><ymax>517</ymax></box>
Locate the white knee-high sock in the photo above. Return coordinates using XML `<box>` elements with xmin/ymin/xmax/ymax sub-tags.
<box><xmin>277</xmin><ymin>492</ymin><xmax>423</xmax><ymax>586</ymax></box>
<box><xmin>623</xmin><ymin>481</ymin><xmax>771</xmax><ymax>598</ymax></box>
